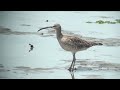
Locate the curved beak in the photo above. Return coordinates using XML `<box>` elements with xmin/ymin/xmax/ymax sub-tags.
<box><xmin>37</xmin><ymin>26</ymin><xmax>53</xmax><ymax>32</ymax></box>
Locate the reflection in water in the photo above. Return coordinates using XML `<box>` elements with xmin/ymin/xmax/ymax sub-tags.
<box><xmin>69</xmin><ymin>71</ymin><xmax>75</xmax><ymax>79</ymax></box>
<box><xmin>29</xmin><ymin>44</ymin><xmax>34</xmax><ymax>52</ymax></box>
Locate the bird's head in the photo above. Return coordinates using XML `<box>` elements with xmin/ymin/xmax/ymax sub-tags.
<box><xmin>52</xmin><ymin>24</ymin><xmax>61</xmax><ymax>30</ymax></box>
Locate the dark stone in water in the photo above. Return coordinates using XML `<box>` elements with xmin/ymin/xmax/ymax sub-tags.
<box><xmin>29</xmin><ymin>44</ymin><xmax>34</xmax><ymax>52</ymax></box>
<box><xmin>46</xmin><ymin>20</ymin><xmax>48</xmax><ymax>22</ymax></box>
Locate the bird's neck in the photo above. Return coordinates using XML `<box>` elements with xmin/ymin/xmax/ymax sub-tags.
<box><xmin>56</xmin><ymin>29</ymin><xmax>63</xmax><ymax>40</ymax></box>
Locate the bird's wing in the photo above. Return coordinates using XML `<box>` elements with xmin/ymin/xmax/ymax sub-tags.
<box><xmin>61</xmin><ymin>36</ymin><xmax>92</xmax><ymax>48</ymax></box>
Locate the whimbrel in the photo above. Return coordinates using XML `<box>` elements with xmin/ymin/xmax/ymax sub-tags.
<box><xmin>37</xmin><ymin>24</ymin><xmax>103</xmax><ymax>71</ymax></box>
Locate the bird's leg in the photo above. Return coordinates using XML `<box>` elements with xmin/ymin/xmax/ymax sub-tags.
<box><xmin>72</xmin><ymin>53</ymin><xmax>76</xmax><ymax>71</ymax></box>
<box><xmin>68</xmin><ymin>53</ymin><xmax>76</xmax><ymax>72</ymax></box>
<box><xmin>68</xmin><ymin>58</ymin><xmax>74</xmax><ymax>71</ymax></box>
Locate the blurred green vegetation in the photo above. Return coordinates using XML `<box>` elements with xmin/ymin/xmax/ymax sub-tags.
<box><xmin>86</xmin><ymin>19</ymin><xmax>120</xmax><ymax>24</ymax></box>
<box><xmin>115</xmin><ymin>19</ymin><xmax>120</xmax><ymax>23</ymax></box>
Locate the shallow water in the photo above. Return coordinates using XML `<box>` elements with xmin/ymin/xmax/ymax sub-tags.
<box><xmin>0</xmin><ymin>11</ymin><xmax>120</xmax><ymax>79</ymax></box>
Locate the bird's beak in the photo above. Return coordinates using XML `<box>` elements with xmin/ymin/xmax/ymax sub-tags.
<box><xmin>37</xmin><ymin>26</ymin><xmax>53</xmax><ymax>32</ymax></box>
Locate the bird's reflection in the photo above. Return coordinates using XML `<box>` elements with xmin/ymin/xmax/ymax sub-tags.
<box><xmin>70</xmin><ymin>71</ymin><xmax>75</xmax><ymax>79</ymax></box>
<box><xmin>68</xmin><ymin>70</ymin><xmax>76</xmax><ymax>79</ymax></box>
<box><xmin>68</xmin><ymin>62</ymin><xmax>76</xmax><ymax>79</ymax></box>
<box><xmin>29</xmin><ymin>44</ymin><xmax>34</xmax><ymax>52</ymax></box>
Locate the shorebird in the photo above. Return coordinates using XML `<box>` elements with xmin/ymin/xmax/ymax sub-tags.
<box><xmin>37</xmin><ymin>24</ymin><xmax>103</xmax><ymax>72</ymax></box>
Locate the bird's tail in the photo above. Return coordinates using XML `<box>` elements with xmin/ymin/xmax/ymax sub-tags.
<box><xmin>92</xmin><ymin>42</ymin><xmax>103</xmax><ymax>46</ymax></box>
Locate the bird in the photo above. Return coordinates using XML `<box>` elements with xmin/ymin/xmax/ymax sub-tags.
<box><xmin>37</xmin><ymin>24</ymin><xmax>103</xmax><ymax>72</ymax></box>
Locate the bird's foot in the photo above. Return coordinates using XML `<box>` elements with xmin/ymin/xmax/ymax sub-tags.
<box><xmin>68</xmin><ymin>67</ymin><xmax>77</xmax><ymax>72</ymax></box>
<box><xmin>68</xmin><ymin>67</ymin><xmax>74</xmax><ymax>72</ymax></box>
<box><xmin>68</xmin><ymin>67</ymin><xmax>72</xmax><ymax>71</ymax></box>
<box><xmin>74</xmin><ymin>68</ymin><xmax>77</xmax><ymax>70</ymax></box>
